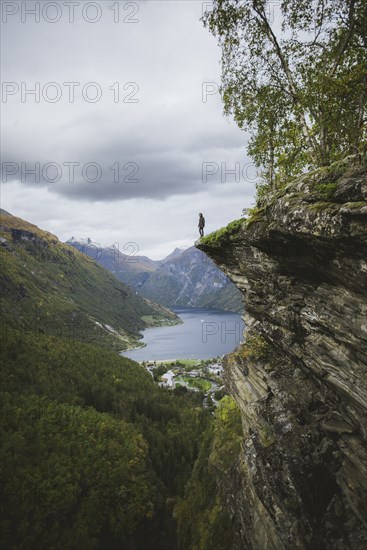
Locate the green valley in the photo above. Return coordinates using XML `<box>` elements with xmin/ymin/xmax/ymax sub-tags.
<box><xmin>0</xmin><ymin>211</ymin><xmax>178</xmax><ymax>350</ymax></box>
<box><xmin>0</xmin><ymin>212</ymin><xmax>236</xmax><ymax>549</ymax></box>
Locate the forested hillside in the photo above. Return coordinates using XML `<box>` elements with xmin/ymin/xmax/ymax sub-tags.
<box><xmin>67</xmin><ymin>240</ymin><xmax>243</xmax><ymax>313</ymax></box>
<box><xmin>0</xmin><ymin>326</ymin><xmax>241</xmax><ymax>549</ymax></box>
<box><xmin>0</xmin><ymin>328</ymin><xmax>215</xmax><ymax>548</ymax></box>
<box><xmin>0</xmin><ymin>212</ymin><xmax>178</xmax><ymax>350</ymax></box>
<box><xmin>0</xmin><ymin>212</ymin><xmax>237</xmax><ymax>549</ymax></box>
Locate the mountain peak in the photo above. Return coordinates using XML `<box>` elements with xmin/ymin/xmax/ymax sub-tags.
<box><xmin>161</xmin><ymin>247</ymin><xmax>186</xmax><ymax>263</ymax></box>
<box><xmin>67</xmin><ymin>236</ymin><xmax>101</xmax><ymax>248</ymax></box>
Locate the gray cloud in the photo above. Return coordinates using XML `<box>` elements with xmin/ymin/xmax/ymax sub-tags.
<box><xmin>1</xmin><ymin>1</ymin><xmax>255</xmax><ymax>256</ymax></box>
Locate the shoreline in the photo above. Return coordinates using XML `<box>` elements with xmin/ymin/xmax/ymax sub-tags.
<box><xmin>120</xmin><ymin>307</ymin><xmax>244</xmax><ymax>361</ymax></box>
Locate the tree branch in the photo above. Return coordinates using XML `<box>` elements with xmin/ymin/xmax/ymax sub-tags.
<box><xmin>251</xmin><ymin>2</ymin><xmax>317</xmax><ymax>156</ymax></box>
<box><xmin>329</xmin><ymin>0</ymin><xmax>357</xmax><ymax>77</ymax></box>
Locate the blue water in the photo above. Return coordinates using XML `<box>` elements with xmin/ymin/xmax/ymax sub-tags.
<box><xmin>121</xmin><ymin>307</ymin><xmax>244</xmax><ymax>361</ymax></box>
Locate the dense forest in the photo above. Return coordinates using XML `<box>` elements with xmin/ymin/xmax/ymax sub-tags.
<box><xmin>0</xmin><ymin>327</ymin><xmax>240</xmax><ymax>549</ymax></box>
<box><xmin>0</xmin><ymin>211</ymin><xmax>241</xmax><ymax>548</ymax></box>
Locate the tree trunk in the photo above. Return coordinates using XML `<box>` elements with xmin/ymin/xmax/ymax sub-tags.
<box><xmin>252</xmin><ymin>4</ymin><xmax>317</xmax><ymax>162</ymax></box>
<box><xmin>356</xmin><ymin>78</ymin><xmax>366</xmax><ymax>148</ymax></box>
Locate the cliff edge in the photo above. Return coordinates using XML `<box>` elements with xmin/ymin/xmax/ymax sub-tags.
<box><xmin>196</xmin><ymin>157</ymin><xmax>367</xmax><ymax>549</ymax></box>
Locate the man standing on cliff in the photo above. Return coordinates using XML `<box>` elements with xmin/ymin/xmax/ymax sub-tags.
<box><xmin>198</xmin><ymin>213</ymin><xmax>205</xmax><ymax>237</ymax></box>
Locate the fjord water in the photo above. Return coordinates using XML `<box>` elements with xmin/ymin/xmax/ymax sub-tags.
<box><xmin>121</xmin><ymin>307</ymin><xmax>245</xmax><ymax>361</ymax></box>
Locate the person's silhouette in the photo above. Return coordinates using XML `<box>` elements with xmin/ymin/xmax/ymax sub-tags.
<box><xmin>198</xmin><ymin>213</ymin><xmax>205</xmax><ymax>237</ymax></box>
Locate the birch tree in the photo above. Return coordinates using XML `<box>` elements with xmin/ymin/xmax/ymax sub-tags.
<box><xmin>203</xmin><ymin>0</ymin><xmax>367</xmax><ymax>187</ymax></box>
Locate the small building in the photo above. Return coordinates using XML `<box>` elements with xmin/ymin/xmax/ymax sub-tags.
<box><xmin>208</xmin><ymin>364</ymin><xmax>223</xmax><ymax>376</ymax></box>
<box><xmin>161</xmin><ymin>370</ymin><xmax>175</xmax><ymax>388</ymax></box>
<box><xmin>188</xmin><ymin>370</ymin><xmax>200</xmax><ymax>378</ymax></box>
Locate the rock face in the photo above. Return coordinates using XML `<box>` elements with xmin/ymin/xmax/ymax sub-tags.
<box><xmin>197</xmin><ymin>158</ymin><xmax>367</xmax><ymax>549</ymax></box>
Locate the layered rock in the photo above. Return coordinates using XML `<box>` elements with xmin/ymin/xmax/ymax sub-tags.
<box><xmin>197</xmin><ymin>157</ymin><xmax>367</xmax><ymax>549</ymax></box>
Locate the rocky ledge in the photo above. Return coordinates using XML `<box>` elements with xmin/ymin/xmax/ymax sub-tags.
<box><xmin>196</xmin><ymin>157</ymin><xmax>367</xmax><ymax>549</ymax></box>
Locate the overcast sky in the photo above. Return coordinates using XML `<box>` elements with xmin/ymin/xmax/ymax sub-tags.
<box><xmin>1</xmin><ymin>0</ymin><xmax>256</xmax><ymax>259</ymax></box>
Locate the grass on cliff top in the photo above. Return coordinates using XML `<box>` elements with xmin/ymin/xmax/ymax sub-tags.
<box><xmin>199</xmin><ymin>154</ymin><xmax>366</xmax><ymax>250</ymax></box>
<box><xmin>200</xmin><ymin>218</ymin><xmax>244</xmax><ymax>247</ymax></box>
<box><xmin>308</xmin><ymin>153</ymin><xmax>367</xmax><ymax>181</ymax></box>
<box><xmin>275</xmin><ymin>153</ymin><xmax>367</xmax><ymax>201</ymax></box>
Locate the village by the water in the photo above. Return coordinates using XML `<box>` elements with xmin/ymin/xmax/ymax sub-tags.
<box><xmin>140</xmin><ymin>358</ymin><xmax>226</xmax><ymax>407</ymax></box>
